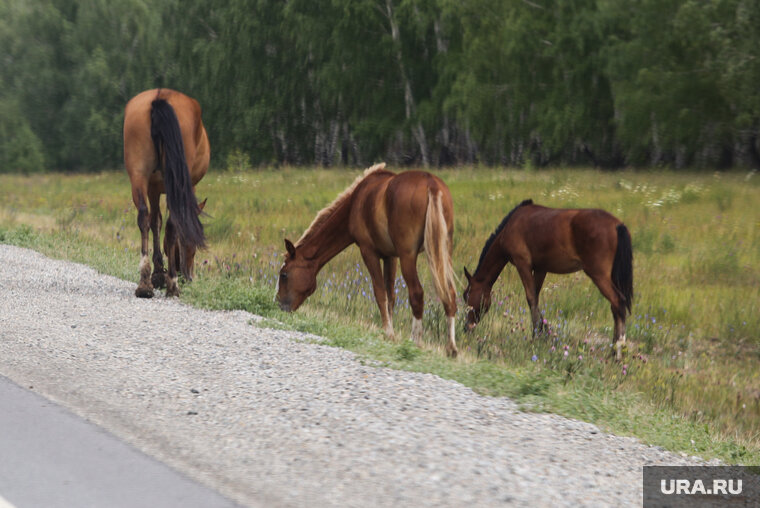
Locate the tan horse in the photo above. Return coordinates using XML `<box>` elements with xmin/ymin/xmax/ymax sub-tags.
<box><xmin>276</xmin><ymin>163</ymin><xmax>460</xmax><ymax>357</ymax></box>
<box><xmin>123</xmin><ymin>88</ymin><xmax>209</xmax><ymax>297</ymax></box>
<box><xmin>463</xmin><ymin>200</ymin><xmax>633</xmax><ymax>360</ymax></box>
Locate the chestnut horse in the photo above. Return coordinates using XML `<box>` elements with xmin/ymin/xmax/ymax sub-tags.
<box><xmin>123</xmin><ymin>88</ymin><xmax>209</xmax><ymax>297</ymax></box>
<box><xmin>463</xmin><ymin>200</ymin><xmax>633</xmax><ymax>360</ymax></box>
<box><xmin>276</xmin><ymin>163</ymin><xmax>459</xmax><ymax>357</ymax></box>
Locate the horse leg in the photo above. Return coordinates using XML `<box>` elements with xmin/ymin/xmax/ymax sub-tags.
<box><xmin>360</xmin><ymin>248</ymin><xmax>394</xmax><ymax>339</ymax></box>
<box><xmin>399</xmin><ymin>254</ymin><xmax>425</xmax><ymax>348</ymax></box>
<box><xmin>134</xmin><ymin>191</ymin><xmax>153</xmax><ymax>298</ymax></box>
<box><xmin>441</xmin><ymin>285</ymin><xmax>458</xmax><ymax>358</ymax></box>
<box><xmin>533</xmin><ymin>270</ymin><xmax>547</xmax><ymax>334</ymax></box>
<box><xmin>384</xmin><ymin>257</ymin><xmax>397</xmax><ymax>317</ymax></box>
<box><xmin>586</xmin><ymin>271</ymin><xmax>626</xmax><ymax>361</ymax></box>
<box><xmin>165</xmin><ymin>219</ymin><xmax>180</xmax><ymax>297</ymax></box>
<box><xmin>148</xmin><ymin>189</ymin><xmax>166</xmax><ymax>289</ymax></box>
<box><xmin>514</xmin><ymin>261</ymin><xmax>541</xmax><ymax>337</ymax></box>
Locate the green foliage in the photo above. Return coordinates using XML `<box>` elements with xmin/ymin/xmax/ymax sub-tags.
<box><xmin>1</xmin><ymin>0</ymin><xmax>759</xmax><ymax>171</ymax></box>
<box><xmin>0</xmin><ymin>98</ymin><xmax>45</xmax><ymax>173</ymax></box>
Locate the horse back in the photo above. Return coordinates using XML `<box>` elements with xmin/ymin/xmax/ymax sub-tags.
<box><xmin>350</xmin><ymin>170</ymin><xmax>452</xmax><ymax>257</ymax></box>
<box><xmin>503</xmin><ymin>205</ymin><xmax>620</xmax><ymax>274</ymax></box>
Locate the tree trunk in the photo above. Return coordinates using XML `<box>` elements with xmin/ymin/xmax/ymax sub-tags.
<box><xmin>384</xmin><ymin>0</ymin><xmax>430</xmax><ymax>166</ymax></box>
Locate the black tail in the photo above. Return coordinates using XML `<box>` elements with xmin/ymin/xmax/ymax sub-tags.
<box><xmin>150</xmin><ymin>98</ymin><xmax>205</xmax><ymax>250</ymax></box>
<box><xmin>612</xmin><ymin>224</ymin><xmax>633</xmax><ymax>314</ymax></box>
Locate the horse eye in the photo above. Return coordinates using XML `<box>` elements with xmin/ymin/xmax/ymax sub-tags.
<box><xmin>280</xmin><ymin>272</ymin><xmax>287</xmax><ymax>280</ymax></box>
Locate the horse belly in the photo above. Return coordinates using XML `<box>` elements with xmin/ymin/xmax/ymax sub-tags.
<box><xmin>371</xmin><ymin>211</ymin><xmax>396</xmax><ymax>256</ymax></box>
<box><xmin>533</xmin><ymin>248</ymin><xmax>583</xmax><ymax>274</ymax></box>
<box><xmin>350</xmin><ymin>186</ymin><xmax>396</xmax><ymax>257</ymax></box>
<box><xmin>544</xmin><ymin>259</ymin><xmax>583</xmax><ymax>274</ymax></box>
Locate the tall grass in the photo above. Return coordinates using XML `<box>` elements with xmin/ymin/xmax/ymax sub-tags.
<box><xmin>0</xmin><ymin>167</ymin><xmax>758</xmax><ymax>462</ymax></box>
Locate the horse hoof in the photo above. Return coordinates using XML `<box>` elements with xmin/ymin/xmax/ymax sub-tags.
<box><xmin>446</xmin><ymin>346</ymin><xmax>458</xmax><ymax>358</ymax></box>
<box><xmin>151</xmin><ymin>272</ymin><xmax>167</xmax><ymax>289</ymax></box>
<box><xmin>165</xmin><ymin>284</ymin><xmax>180</xmax><ymax>298</ymax></box>
<box><xmin>135</xmin><ymin>285</ymin><xmax>154</xmax><ymax>298</ymax></box>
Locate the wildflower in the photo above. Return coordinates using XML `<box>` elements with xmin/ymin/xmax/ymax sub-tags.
<box><xmin>578</xmin><ymin>355</ymin><xmax>583</xmax><ymax>361</ymax></box>
<box><xmin>563</xmin><ymin>345</ymin><xmax>569</xmax><ymax>351</ymax></box>
<box><xmin>551</xmin><ymin>346</ymin><xmax>556</xmax><ymax>352</ymax></box>
<box><xmin>563</xmin><ymin>350</ymin><xmax>569</xmax><ymax>358</ymax></box>
<box><xmin>590</xmin><ymin>346</ymin><xmax>595</xmax><ymax>352</ymax></box>
<box><xmin>531</xmin><ymin>355</ymin><xmax>538</xmax><ymax>362</ymax></box>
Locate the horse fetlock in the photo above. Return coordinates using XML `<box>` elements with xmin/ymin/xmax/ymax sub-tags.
<box><xmin>446</xmin><ymin>317</ymin><xmax>458</xmax><ymax>358</ymax></box>
<box><xmin>383</xmin><ymin>322</ymin><xmax>395</xmax><ymax>341</ymax></box>
<box><xmin>615</xmin><ymin>340</ymin><xmax>627</xmax><ymax>361</ymax></box>
<box><xmin>136</xmin><ymin>255</ymin><xmax>154</xmax><ymax>298</ymax></box>
<box><xmin>139</xmin><ymin>255</ymin><xmax>151</xmax><ymax>279</ymax></box>
<box><xmin>151</xmin><ymin>270</ymin><xmax>167</xmax><ymax>289</ymax></box>
<box><xmin>411</xmin><ymin>317</ymin><xmax>424</xmax><ymax>347</ymax></box>
<box><xmin>165</xmin><ymin>277</ymin><xmax>180</xmax><ymax>298</ymax></box>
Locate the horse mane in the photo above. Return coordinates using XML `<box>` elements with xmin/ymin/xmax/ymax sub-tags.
<box><xmin>475</xmin><ymin>199</ymin><xmax>533</xmax><ymax>273</ymax></box>
<box><xmin>296</xmin><ymin>163</ymin><xmax>387</xmax><ymax>247</ymax></box>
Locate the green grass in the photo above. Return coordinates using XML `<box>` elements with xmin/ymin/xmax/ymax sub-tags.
<box><xmin>1</xmin><ymin>166</ymin><xmax>759</xmax><ymax>464</ymax></box>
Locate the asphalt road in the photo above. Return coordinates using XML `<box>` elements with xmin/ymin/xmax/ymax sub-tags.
<box><xmin>0</xmin><ymin>374</ymin><xmax>240</xmax><ymax>508</ymax></box>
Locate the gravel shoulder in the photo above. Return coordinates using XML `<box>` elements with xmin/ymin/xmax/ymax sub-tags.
<box><xmin>0</xmin><ymin>244</ymin><xmax>708</xmax><ymax>507</ymax></box>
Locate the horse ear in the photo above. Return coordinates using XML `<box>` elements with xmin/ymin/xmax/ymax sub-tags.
<box><xmin>284</xmin><ymin>239</ymin><xmax>297</xmax><ymax>258</ymax></box>
<box><xmin>198</xmin><ymin>198</ymin><xmax>207</xmax><ymax>212</ymax></box>
<box><xmin>463</xmin><ymin>267</ymin><xmax>472</xmax><ymax>282</ymax></box>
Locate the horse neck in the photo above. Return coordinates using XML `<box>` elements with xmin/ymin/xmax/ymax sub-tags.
<box><xmin>298</xmin><ymin>200</ymin><xmax>354</xmax><ymax>270</ymax></box>
<box><xmin>474</xmin><ymin>240</ymin><xmax>509</xmax><ymax>288</ymax></box>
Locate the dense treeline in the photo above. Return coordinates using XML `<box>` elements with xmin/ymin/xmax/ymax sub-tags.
<box><xmin>1</xmin><ymin>0</ymin><xmax>759</xmax><ymax>172</ymax></box>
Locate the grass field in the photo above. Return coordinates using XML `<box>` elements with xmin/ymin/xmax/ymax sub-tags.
<box><xmin>1</xmin><ymin>166</ymin><xmax>758</xmax><ymax>463</ymax></box>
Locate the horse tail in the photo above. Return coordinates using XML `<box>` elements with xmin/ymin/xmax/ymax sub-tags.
<box><xmin>612</xmin><ymin>223</ymin><xmax>633</xmax><ymax>314</ymax></box>
<box><xmin>423</xmin><ymin>189</ymin><xmax>457</xmax><ymax>312</ymax></box>
<box><xmin>150</xmin><ymin>98</ymin><xmax>205</xmax><ymax>251</ymax></box>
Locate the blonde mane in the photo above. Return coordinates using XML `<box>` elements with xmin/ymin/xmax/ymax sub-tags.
<box><xmin>296</xmin><ymin>163</ymin><xmax>387</xmax><ymax>247</ymax></box>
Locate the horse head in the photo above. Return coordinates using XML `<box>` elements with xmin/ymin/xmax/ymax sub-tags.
<box><xmin>181</xmin><ymin>197</ymin><xmax>207</xmax><ymax>280</ymax></box>
<box><xmin>276</xmin><ymin>239</ymin><xmax>318</xmax><ymax>312</ymax></box>
<box><xmin>462</xmin><ymin>266</ymin><xmax>492</xmax><ymax>332</ymax></box>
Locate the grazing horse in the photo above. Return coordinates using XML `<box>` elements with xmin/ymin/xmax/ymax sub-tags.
<box><xmin>276</xmin><ymin>163</ymin><xmax>460</xmax><ymax>357</ymax></box>
<box><xmin>123</xmin><ymin>88</ymin><xmax>209</xmax><ymax>297</ymax></box>
<box><xmin>463</xmin><ymin>200</ymin><xmax>633</xmax><ymax>360</ymax></box>
<box><xmin>163</xmin><ymin>199</ymin><xmax>206</xmax><ymax>297</ymax></box>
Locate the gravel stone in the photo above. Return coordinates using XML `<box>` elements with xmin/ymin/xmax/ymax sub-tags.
<box><xmin>0</xmin><ymin>245</ymin><xmax>712</xmax><ymax>507</ymax></box>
